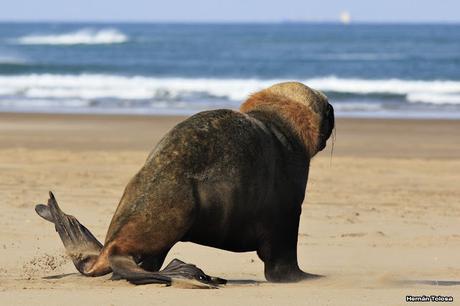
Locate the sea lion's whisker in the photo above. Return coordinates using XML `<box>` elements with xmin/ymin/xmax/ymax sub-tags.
<box><xmin>329</xmin><ymin>126</ymin><xmax>336</xmax><ymax>167</ymax></box>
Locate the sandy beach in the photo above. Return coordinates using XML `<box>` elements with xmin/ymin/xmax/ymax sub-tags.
<box><xmin>0</xmin><ymin>112</ymin><xmax>459</xmax><ymax>305</ymax></box>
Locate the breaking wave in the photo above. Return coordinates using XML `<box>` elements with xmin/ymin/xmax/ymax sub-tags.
<box><xmin>16</xmin><ymin>29</ymin><xmax>128</xmax><ymax>45</ymax></box>
<box><xmin>0</xmin><ymin>74</ymin><xmax>459</xmax><ymax>115</ymax></box>
<box><xmin>0</xmin><ymin>74</ymin><xmax>458</xmax><ymax>102</ymax></box>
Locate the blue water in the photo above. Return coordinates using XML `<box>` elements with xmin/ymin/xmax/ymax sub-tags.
<box><xmin>0</xmin><ymin>22</ymin><xmax>459</xmax><ymax>117</ymax></box>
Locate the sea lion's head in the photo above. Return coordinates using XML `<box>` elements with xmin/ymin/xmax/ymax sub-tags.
<box><xmin>240</xmin><ymin>82</ymin><xmax>334</xmax><ymax>157</ymax></box>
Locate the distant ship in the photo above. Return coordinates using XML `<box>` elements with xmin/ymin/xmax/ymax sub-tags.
<box><xmin>340</xmin><ymin>11</ymin><xmax>351</xmax><ymax>24</ymax></box>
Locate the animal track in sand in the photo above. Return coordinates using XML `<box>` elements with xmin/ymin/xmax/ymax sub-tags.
<box><xmin>340</xmin><ymin>231</ymin><xmax>386</xmax><ymax>238</ymax></box>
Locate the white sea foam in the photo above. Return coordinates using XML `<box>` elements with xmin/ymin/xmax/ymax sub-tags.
<box><xmin>16</xmin><ymin>29</ymin><xmax>128</xmax><ymax>45</ymax></box>
<box><xmin>0</xmin><ymin>74</ymin><xmax>271</xmax><ymax>101</ymax></box>
<box><xmin>330</xmin><ymin>102</ymin><xmax>384</xmax><ymax>112</ymax></box>
<box><xmin>407</xmin><ymin>93</ymin><xmax>460</xmax><ymax>105</ymax></box>
<box><xmin>315</xmin><ymin>53</ymin><xmax>405</xmax><ymax>61</ymax></box>
<box><xmin>306</xmin><ymin>77</ymin><xmax>460</xmax><ymax>96</ymax></box>
<box><xmin>0</xmin><ymin>54</ymin><xmax>28</xmax><ymax>64</ymax></box>
<box><xmin>0</xmin><ymin>74</ymin><xmax>459</xmax><ymax>112</ymax></box>
<box><xmin>0</xmin><ymin>98</ymin><xmax>90</xmax><ymax>108</ymax></box>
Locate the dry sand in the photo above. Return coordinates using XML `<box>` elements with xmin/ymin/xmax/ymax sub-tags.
<box><xmin>0</xmin><ymin>113</ymin><xmax>459</xmax><ymax>305</ymax></box>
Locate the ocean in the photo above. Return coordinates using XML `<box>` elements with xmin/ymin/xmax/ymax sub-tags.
<box><xmin>0</xmin><ymin>22</ymin><xmax>459</xmax><ymax>118</ymax></box>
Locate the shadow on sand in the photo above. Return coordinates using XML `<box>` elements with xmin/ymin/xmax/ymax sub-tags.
<box><xmin>225</xmin><ymin>279</ymin><xmax>261</xmax><ymax>285</ymax></box>
<box><xmin>43</xmin><ymin>273</ymin><xmax>78</xmax><ymax>280</ymax></box>
<box><xmin>401</xmin><ymin>280</ymin><xmax>460</xmax><ymax>286</ymax></box>
<box><xmin>43</xmin><ymin>273</ymin><xmax>262</xmax><ymax>286</ymax></box>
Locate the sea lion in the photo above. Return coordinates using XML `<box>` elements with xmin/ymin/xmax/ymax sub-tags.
<box><xmin>35</xmin><ymin>81</ymin><xmax>335</xmax><ymax>288</ymax></box>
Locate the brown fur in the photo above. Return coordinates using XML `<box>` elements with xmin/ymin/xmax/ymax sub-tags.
<box><xmin>36</xmin><ymin>81</ymin><xmax>334</xmax><ymax>286</ymax></box>
<box><xmin>240</xmin><ymin>82</ymin><xmax>327</xmax><ymax>157</ymax></box>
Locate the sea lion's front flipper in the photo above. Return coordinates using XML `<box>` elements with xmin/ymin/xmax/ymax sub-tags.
<box><xmin>110</xmin><ymin>256</ymin><xmax>225</xmax><ymax>289</ymax></box>
<box><xmin>35</xmin><ymin>192</ymin><xmax>108</xmax><ymax>275</ymax></box>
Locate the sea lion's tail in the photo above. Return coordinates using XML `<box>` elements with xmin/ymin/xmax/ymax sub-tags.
<box><xmin>35</xmin><ymin>192</ymin><xmax>111</xmax><ymax>276</ymax></box>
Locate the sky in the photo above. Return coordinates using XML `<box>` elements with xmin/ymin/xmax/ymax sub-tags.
<box><xmin>1</xmin><ymin>0</ymin><xmax>459</xmax><ymax>23</ymax></box>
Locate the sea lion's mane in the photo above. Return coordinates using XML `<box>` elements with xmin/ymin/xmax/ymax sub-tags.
<box><xmin>240</xmin><ymin>84</ymin><xmax>326</xmax><ymax>157</ymax></box>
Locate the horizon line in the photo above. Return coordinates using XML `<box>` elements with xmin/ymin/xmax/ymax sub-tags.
<box><xmin>0</xmin><ymin>19</ymin><xmax>459</xmax><ymax>25</ymax></box>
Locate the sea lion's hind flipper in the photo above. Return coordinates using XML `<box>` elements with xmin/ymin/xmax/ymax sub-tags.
<box><xmin>35</xmin><ymin>192</ymin><xmax>105</xmax><ymax>275</ymax></box>
<box><xmin>161</xmin><ymin>259</ymin><xmax>227</xmax><ymax>286</ymax></box>
<box><xmin>35</xmin><ymin>204</ymin><xmax>54</xmax><ymax>223</ymax></box>
<box><xmin>45</xmin><ymin>191</ymin><xmax>103</xmax><ymax>252</ymax></box>
<box><xmin>110</xmin><ymin>256</ymin><xmax>224</xmax><ymax>288</ymax></box>
<box><xmin>109</xmin><ymin>255</ymin><xmax>172</xmax><ymax>285</ymax></box>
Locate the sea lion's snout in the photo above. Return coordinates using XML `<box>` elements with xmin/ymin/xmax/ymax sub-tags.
<box><xmin>318</xmin><ymin>102</ymin><xmax>335</xmax><ymax>151</ymax></box>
